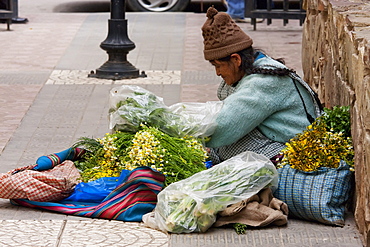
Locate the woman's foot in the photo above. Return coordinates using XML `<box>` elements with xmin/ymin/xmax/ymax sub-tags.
<box><xmin>232</xmin><ymin>18</ymin><xmax>265</xmax><ymax>23</ymax></box>
<box><xmin>232</xmin><ymin>18</ymin><xmax>251</xmax><ymax>23</ymax></box>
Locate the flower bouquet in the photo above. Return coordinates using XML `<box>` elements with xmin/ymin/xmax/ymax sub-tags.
<box><xmin>73</xmin><ymin>125</ymin><xmax>208</xmax><ymax>186</ymax></box>
<box><xmin>274</xmin><ymin>106</ymin><xmax>355</xmax><ymax>226</ymax></box>
<box><xmin>278</xmin><ymin>106</ymin><xmax>354</xmax><ymax>172</ymax></box>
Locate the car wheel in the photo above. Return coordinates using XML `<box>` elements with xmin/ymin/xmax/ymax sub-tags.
<box><xmin>126</xmin><ymin>0</ymin><xmax>190</xmax><ymax>12</ymax></box>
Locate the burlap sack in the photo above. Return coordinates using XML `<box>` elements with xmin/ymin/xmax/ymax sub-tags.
<box><xmin>214</xmin><ymin>188</ymin><xmax>288</xmax><ymax>228</ymax></box>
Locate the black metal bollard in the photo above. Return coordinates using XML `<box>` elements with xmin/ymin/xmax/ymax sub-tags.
<box><xmin>89</xmin><ymin>0</ymin><xmax>145</xmax><ymax>80</ymax></box>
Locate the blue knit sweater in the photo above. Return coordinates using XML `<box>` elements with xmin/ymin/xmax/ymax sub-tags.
<box><xmin>206</xmin><ymin>55</ymin><xmax>316</xmax><ymax>148</ymax></box>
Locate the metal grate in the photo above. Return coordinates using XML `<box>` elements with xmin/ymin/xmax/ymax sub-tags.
<box><xmin>245</xmin><ymin>0</ymin><xmax>306</xmax><ymax>30</ymax></box>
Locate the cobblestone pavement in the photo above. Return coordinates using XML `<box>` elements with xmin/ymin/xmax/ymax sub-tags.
<box><xmin>0</xmin><ymin>2</ymin><xmax>365</xmax><ymax>246</ymax></box>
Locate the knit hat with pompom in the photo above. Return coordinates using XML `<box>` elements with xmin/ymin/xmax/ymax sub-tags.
<box><xmin>201</xmin><ymin>7</ymin><xmax>253</xmax><ymax>61</ymax></box>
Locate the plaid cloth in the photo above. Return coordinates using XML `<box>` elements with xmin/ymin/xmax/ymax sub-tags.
<box><xmin>11</xmin><ymin>166</ymin><xmax>165</xmax><ymax>222</ymax></box>
<box><xmin>208</xmin><ymin>128</ymin><xmax>286</xmax><ymax>164</ymax></box>
<box><xmin>273</xmin><ymin>161</ymin><xmax>354</xmax><ymax>226</ymax></box>
<box><xmin>0</xmin><ymin>160</ymin><xmax>81</xmax><ymax>202</ymax></box>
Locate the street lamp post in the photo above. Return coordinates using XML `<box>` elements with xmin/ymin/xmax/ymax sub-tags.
<box><xmin>89</xmin><ymin>0</ymin><xmax>145</xmax><ymax>80</ymax></box>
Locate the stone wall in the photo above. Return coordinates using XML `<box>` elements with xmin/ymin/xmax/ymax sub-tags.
<box><xmin>302</xmin><ymin>0</ymin><xmax>370</xmax><ymax>245</ymax></box>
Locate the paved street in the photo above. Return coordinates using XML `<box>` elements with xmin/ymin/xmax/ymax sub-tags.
<box><xmin>0</xmin><ymin>0</ymin><xmax>364</xmax><ymax>246</ymax></box>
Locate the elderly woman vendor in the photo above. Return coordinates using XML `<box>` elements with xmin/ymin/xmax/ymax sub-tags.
<box><xmin>202</xmin><ymin>7</ymin><xmax>322</xmax><ymax>165</ymax></box>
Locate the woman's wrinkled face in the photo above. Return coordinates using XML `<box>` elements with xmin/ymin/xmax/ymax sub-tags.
<box><xmin>210</xmin><ymin>54</ymin><xmax>245</xmax><ymax>86</ymax></box>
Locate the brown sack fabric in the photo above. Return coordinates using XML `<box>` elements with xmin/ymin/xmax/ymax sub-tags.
<box><xmin>214</xmin><ymin>188</ymin><xmax>288</xmax><ymax>228</ymax></box>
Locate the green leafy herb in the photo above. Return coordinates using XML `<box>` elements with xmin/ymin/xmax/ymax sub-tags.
<box><xmin>321</xmin><ymin>106</ymin><xmax>351</xmax><ymax>138</ymax></box>
<box><xmin>233</xmin><ymin>223</ymin><xmax>248</xmax><ymax>234</ymax></box>
<box><xmin>110</xmin><ymin>91</ymin><xmax>185</xmax><ymax>137</ymax></box>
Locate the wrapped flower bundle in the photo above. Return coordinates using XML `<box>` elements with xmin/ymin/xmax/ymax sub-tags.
<box><xmin>279</xmin><ymin>106</ymin><xmax>354</xmax><ymax>172</ymax></box>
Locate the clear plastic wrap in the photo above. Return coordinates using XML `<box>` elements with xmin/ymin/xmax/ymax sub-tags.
<box><xmin>143</xmin><ymin>151</ymin><xmax>278</xmax><ymax>233</ymax></box>
<box><xmin>109</xmin><ymin>85</ymin><xmax>168</xmax><ymax>133</ymax></box>
<box><xmin>109</xmin><ymin>85</ymin><xmax>223</xmax><ymax>138</ymax></box>
<box><xmin>167</xmin><ymin>101</ymin><xmax>223</xmax><ymax>138</ymax></box>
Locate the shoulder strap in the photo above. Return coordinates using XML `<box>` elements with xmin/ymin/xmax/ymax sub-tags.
<box><xmin>291</xmin><ymin>78</ymin><xmax>315</xmax><ymax>123</ymax></box>
<box><xmin>288</xmin><ymin>71</ymin><xmax>323</xmax><ymax>120</ymax></box>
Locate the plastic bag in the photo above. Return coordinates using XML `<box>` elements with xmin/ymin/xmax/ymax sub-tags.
<box><xmin>64</xmin><ymin>170</ymin><xmax>130</xmax><ymax>203</ymax></box>
<box><xmin>168</xmin><ymin>101</ymin><xmax>223</xmax><ymax>138</ymax></box>
<box><xmin>63</xmin><ymin>177</ymin><xmax>119</xmax><ymax>203</ymax></box>
<box><xmin>143</xmin><ymin>151</ymin><xmax>278</xmax><ymax>233</ymax></box>
<box><xmin>109</xmin><ymin>85</ymin><xmax>167</xmax><ymax>133</ymax></box>
<box><xmin>109</xmin><ymin>85</ymin><xmax>223</xmax><ymax>138</ymax></box>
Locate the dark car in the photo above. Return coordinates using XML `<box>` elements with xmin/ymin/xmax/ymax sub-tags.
<box><xmin>126</xmin><ymin>0</ymin><xmax>223</xmax><ymax>12</ymax></box>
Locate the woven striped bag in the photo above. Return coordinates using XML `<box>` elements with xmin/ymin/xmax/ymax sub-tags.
<box><xmin>273</xmin><ymin>161</ymin><xmax>354</xmax><ymax>226</ymax></box>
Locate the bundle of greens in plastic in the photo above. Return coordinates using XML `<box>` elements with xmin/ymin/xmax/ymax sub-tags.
<box><xmin>109</xmin><ymin>85</ymin><xmax>223</xmax><ymax>138</ymax></box>
<box><xmin>143</xmin><ymin>151</ymin><xmax>278</xmax><ymax>233</ymax></box>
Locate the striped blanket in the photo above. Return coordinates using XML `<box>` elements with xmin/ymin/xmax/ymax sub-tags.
<box><xmin>11</xmin><ymin>166</ymin><xmax>165</xmax><ymax>222</ymax></box>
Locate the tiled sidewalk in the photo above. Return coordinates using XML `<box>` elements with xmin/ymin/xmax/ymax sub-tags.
<box><xmin>0</xmin><ymin>219</ymin><xmax>168</xmax><ymax>246</ymax></box>
<box><xmin>0</xmin><ymin>10</ymin><xmax>364</xmax><ymax>247</ymax></box>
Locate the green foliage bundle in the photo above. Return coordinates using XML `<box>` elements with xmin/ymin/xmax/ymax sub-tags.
<box><xmin>73</xmin><ymin>125</ymin><xmax>207</xmax><ymax>185</ymax></box>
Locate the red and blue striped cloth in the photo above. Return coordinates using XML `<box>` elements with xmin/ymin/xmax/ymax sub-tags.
<box><xmin>11</xmin><ymin>166</ymin><xmax>165</xmax><ymax>222</ymax></box>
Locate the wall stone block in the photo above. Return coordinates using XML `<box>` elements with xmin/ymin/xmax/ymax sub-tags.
<box><xmin>302</xmin><ymin>0</ymin><xmax>370</xmax><ymax>244</ymax></box>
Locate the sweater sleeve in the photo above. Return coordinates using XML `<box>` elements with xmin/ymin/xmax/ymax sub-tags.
<box><xmin>206</xmin><ymin>73</ymin><xmax>290</xmax><ymax>148</ymax></box>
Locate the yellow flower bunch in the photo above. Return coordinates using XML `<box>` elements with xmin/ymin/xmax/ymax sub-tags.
<box><xmin>123</xmin><ymin>126</ymin><xmax>208</xmax><ymax>185</ymax></box>
<box><xmin>73</xmin><ymin>131</ymin><xmax>134</xmax><ymax>182</ymax></box>
<box><xmin>124</xmin><ymin>129</ymin><xmax>166</xmax><ymax>173</ymax></box>
<box><xmin>74</xmin><ymin>125</ymin><xmax>208</xmax><ymax>185</ymax></box>
<box><xmin>279</xmin><ymin>119</ymin><xmax>354</xmax><ymax>172</ymax></box>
